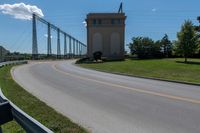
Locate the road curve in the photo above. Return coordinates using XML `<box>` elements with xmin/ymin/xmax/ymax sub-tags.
<box><xmin>12</xmin><ymin>60</ymin><xmax>200</xmax><ymax>133</ymax></box>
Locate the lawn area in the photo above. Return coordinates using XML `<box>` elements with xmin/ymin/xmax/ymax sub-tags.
<box><xmin>0</xmin><ymin>65</ymin><xmax>87</xmax><ymax>133</ymax></box>
<box><xmin>79</xmin><ymin>58</ymin><xmax>200</xmax><ymax>84</ymax></box>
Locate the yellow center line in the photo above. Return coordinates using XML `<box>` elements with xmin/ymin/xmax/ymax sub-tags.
<box><xmin>52</xmin><ymin>64</ymin><xmax>200</xmax><ymax>104</ymax></box>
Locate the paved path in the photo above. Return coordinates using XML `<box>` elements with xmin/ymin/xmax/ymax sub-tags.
<box><xmin>12</xmin><ymin>60</ymin><xmax>200</xmax><ymax>133</ymax></box>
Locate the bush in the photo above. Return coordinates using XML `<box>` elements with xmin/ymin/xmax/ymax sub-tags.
<box><xmin>75</xmin><ymin>57</ymin><xmax>90</xmax><ymax>64</ymax></box>
<box><xmin>93</xmin><ymin>51</ymin><xmax>102</xmax><ymax>61</ymax></box>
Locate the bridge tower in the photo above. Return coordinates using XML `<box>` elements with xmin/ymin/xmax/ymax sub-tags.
<box><xmin>47</xmin><ymin>23</ymin><xmax>52</xmax><ymax>56</ymax></box>
<box><xmin>32</xmin><ymin>14</ymin><xmax>38</xmax><ymax>59</ymax></box>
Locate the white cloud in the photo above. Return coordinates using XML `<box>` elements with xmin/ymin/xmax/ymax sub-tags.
<box><xmin>152</xmin><ymin>8</ymin><xmax>157</xmax><ymax>12</ymax></box>
<box><xmin>0</xmin><ymin>3</ymin><xmax>44</xmax><ymax>20</ymax></box>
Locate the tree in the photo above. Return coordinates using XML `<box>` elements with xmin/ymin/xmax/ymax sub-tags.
<box><xmin>0</xmin><ymin>45</ymin><xmax>10</xmax><ymax>62</ymax></box>
<box><xmin>176</xmin><ymin>20</ymin><xmax>199</xmax><ymax>62</ymax></box>
<box><xmin>196</xmin><ymin>16</ymin><xmax>200</xmax><ymax>57</ymax></box>
<box><xmin>153</xmin><ymin>40</ymin><xmax>164</xmax><ymax>58</ymax></box>
<box><xmin>160</xmin><ymin>34</ymin><xmax>172</xmax><ymax>57</ymax></box>
<box><xmin>197</xmin><ymin>16</ymin><xmax>200</xmax><ymax>23</ymax></box>
<box><xmin>129</xmin><ymin>37</ymin><xmax>162</xmax><ymax>58</ymax></box>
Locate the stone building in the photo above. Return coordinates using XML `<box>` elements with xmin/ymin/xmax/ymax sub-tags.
<box><xmin>86</xmin><ymin>13</ymin><xmax>126</xmax><ymax>60</ymax></box>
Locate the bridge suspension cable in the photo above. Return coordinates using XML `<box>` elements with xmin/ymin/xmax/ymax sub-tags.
<box><xmin>32</xmin><ymin>13</ymin><xmax>86</xmax><ymax>59</ymax></box>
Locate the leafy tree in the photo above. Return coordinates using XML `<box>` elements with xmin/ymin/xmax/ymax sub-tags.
<box><xmin>160</xmin><ymin>34</ymin><xmax>172</xmax><ymax>57</ymax></box>
<box><xmin>176</xmin><ymin>20</ymin><xmax>199</xmax><ymax>62</ymax></box>
<box><xmin>172</xmin><ymin>40</ymin><xmax>181</xmax><ymax>57</ymax></box>
<box><xmin>153</xmin><ymin>40</ymin><xmax>163</xmax><ymax>57</ymax></box>
<box><xmin>129</xmin><ymin>37</ymin><xmax>162</xmax><ymax>58</ymax></box>
<box><xmin>196</xmin><ymin>16</ymin><xmax>200</xmax><ymax>57</ymax></box>
<box><xmin>198</xmin><ymin>16</ymin><xmax>200</xmax><ymax>23</ymax></box>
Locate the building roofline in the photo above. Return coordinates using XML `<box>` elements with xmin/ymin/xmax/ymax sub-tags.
<box><xmin>87</xmin><ymin>13</ymin><xmax>126</xmax><ymax>19</ymax></box>
<box><xmin>87</xmin><ymin>13</ymin><xmax>125</xmax><ymax>16</ymax></box>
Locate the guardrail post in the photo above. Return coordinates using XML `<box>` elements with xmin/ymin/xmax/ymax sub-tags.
<box><xmin>0</xmin><ymin>102</ymin><xmax>13</xmax><ymax>125</ymax></box>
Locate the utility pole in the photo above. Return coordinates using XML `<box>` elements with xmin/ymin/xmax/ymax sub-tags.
<box><xmin>32</xmin><ymin>14</ymin><xmax>38</xmax><ymax>59</ymax></box>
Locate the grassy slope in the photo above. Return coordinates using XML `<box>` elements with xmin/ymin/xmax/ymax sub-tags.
<box><xmin>79</xmin><ymin>58</ymin><xmax>200</xmax><ymax>84</ymax></box>
<box><xmin>0</xmin><ymin>65</ymin><xmax>87</xmax><ymax>133</ymax></box>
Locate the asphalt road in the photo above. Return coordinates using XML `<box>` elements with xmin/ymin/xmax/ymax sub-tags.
<box><xmin>12</xmin><ymin>60</ymin><xmax>200</xmax><ymax>133</ymax></box>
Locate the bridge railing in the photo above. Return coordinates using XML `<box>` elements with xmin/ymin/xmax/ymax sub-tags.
<box><xmin>0</xmin><ymin>61</ymin><xmax>53</xmax><ymax>133</ymax></box>
<box><xmin>0</xmin><ymin>60</ymin><xmax>27</xmax><ymax>68</ymax></box>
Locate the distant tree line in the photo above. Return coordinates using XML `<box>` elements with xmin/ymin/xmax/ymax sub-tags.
<box><xmin>129</xmin><ymin>34</ymin><xmax>172</xmax><ymax>59</ymax></box>
<box><xmin>129</xmin><ymin>17</ymin><xmax>200</xmax><ymax>62</ymax></box>
<box><xmin>0</xmin><ymin>45</ymin><xmax>10</xmax><ymax>62</ymax></box>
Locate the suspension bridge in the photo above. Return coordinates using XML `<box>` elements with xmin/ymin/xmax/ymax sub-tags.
<box><xmin>32</xmin><ymin>13</ymin><xmax>87</xmax><ymax>59</ymax></box>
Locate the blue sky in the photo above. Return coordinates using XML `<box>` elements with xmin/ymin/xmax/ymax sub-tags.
<box><xmin>0</xmin><ymin>0</ymin><xmax>200</xmax><ymax>54</ymax></box>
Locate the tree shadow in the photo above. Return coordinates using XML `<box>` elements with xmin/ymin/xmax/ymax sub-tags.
<box><xmin>176</xmin><ymin>61</ymin><xmax>200</xmax><ymax>65</ymax></box>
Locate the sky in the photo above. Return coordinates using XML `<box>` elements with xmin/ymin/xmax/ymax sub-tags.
<box><xmin>0</xmin><ymin>0</ymin><xmax>200</xmax><ymax>54</ymax></box>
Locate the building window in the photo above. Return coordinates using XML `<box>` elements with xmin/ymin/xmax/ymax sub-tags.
<box><xmin>93</xmin><ymin>19</ymin><xmax>102</xmax><ymax>25</ymax></box>
<box><xmin>111</xmin><ymin>19</ymin><xmax>122</xmax><ymax>25</ymax></box>
<box><xmin>93</xmin><ymin>19</ymin><xmax>97</xmax><ymax>25</ymax></box>
<box><xmin>111</xmin><ymin>19</ymin><xmax>115</xmax><ymax>24</ymax></box>
<box><xmin>98</xmin><ymin>19</ymin><xmax>102</xmax><ymax>24</ymax></box>
<box><xmin>117</xmin><ymin>19</ymin><xmax>121</xmax><ymax>24</ymax></box>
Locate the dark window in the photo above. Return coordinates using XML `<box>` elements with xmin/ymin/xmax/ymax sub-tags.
<box><xmin>93</xmin><ymin>19</ymin><xmax>97</xmax><ymax>25</ymax></box>
<box><xmin>111</xmin><ymin>19</ymin><xmax>115</xmax><ymax>24</ymax></box>
<box><xmin>117</xmin><ymin>19</ymin><xmax>121</xmax><ymax>24</ymax></box>
<box><xmin>98</xmin><ymin>19</ymin><xmax>102</xmax><ymax>24</ymax></box>
<box><xmin>111</xmin><ymin>19</ymin><xmax>122</xmax><ymax>25</ymax></box>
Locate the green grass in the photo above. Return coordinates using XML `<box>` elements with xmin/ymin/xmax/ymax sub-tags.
<box><xmin>79</xmin><ymin>58</ymin><xmax>200</xmax><ymax>84</ymax></box>
<box><xmin>0</xmin><ymin>65</ymin><xmax>87</xmax><ymax>133</ymax></box>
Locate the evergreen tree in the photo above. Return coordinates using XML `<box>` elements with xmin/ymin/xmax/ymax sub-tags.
<box><xmin>160</xmin><ymin>34</ymin><xmax>172</xmax><ymax>57</ymax></box>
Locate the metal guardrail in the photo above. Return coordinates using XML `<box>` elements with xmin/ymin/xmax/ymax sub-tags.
<box><xmin>0</xmin><ymin>61</ymin><xmax>53</xmax><ymax>133</ymax></box>
<box><xmin>0</xmin><ymin>60</ymin><xmax>28</xmax><ymax>68</ymax></box>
